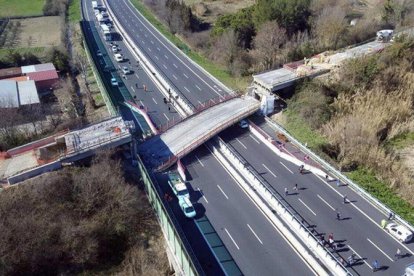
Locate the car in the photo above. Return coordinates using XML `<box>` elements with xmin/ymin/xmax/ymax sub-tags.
<box><xmin>111</xmin><ymin>45</ymin><xmax>118</xmax><ymax>52</ymax></box>
<box><xmin>239</xmin><ymin>119</ymin><xmax>249</xmax><ymax>129</ymax></box>
<box><xmin>110</xmin><ymin>78</ymin><xmax>118</xmax><ymax>86</ymax></box>
<box><xmin>114</xmin><ymin>53</ymin><xmax>123</xmax><ymax>62</ymax></box>
<box><xmin>96</xmin><ymin>50</ymin><xmax>102</xmax><ymax>57</ymax></box>
<box><xmin>179</xmin><ymin>197</ymin><xmax>196</xmax><ymax>218</ymax></box>
<box><xmin>385</xmin><ymin>222</ymin><xmax>413</xmax><ymax>243</ymax></box>
<box><xmin>122</xmin><ymin>66</ymin><xmax>130</xmax><ymax>75</ymax></box>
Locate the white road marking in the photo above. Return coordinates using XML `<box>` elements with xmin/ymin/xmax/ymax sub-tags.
<box><xmin>151</xmin><ymin>40</ymin><xmax>154</xmax><ymax>44</ymax></box>
<box><xmin>314</xmin><ymin>174</ymin><xmax>414</xmax><ymax>256</ymax></box>
<box><xmin>172</xmin><ymin>74</ymin><xmax>178</xmax><ymax>80</ymax></box>
<box><xmin>144</xmin><ymin>33</ymin><xmax>148</xmax><ymax>37</ymax></box>
<box><xmin>217</xmin><ymin>185</ymin><xmax>229</xmax><ymax>199</ymax></box>
<box><xmin>152</xmin><ymin>98</ymin><xmax>157</xmax><ymax>104</ymax></box>
<box><xmin>183</xmin><ymin>73</ymin><xmax>189</xmax><ymax>79</ymax></box>
<box><xmin>236</xmin><ymin>138</ymin><xmax>247</xmax><ymax>149</ymax></box>
<box><xmin>317</xmin><ymin>194</ymin><xmax>335</xmax><ymax>211</ymax></box>
<box><xmin>163</xmin><ymin>64</ymin><xmax>167</xmax><ymax>69</ymax></box>
<box><xmin>130</xmin><ymin>86</ymin><xmax>135</xmax><ymax>93</ymax></box>
<box><xmin>348</xmin><ymin>245</ymin><xmax>373</xmax><ymax>269</ymax></box>
<box><xmin>197</xmin><ymin>188</ymin><xmax>208</xmax><ymax>204</ymax></box>
<box><xmin>135</xmin><ymin>73</ymin><xmax>140</xmax><ymax>79</ymax></box>
<box><xmin>247</xmin><ymin>224</ymin><xmax>263</xmax><ymax>244</ymax></box>
<box><xmin>154</xmin><ymin>55</ymin><xmax>159</xmax><ymax>60</ymax></box>
<box><xmin>367</xmin><ymin>238</ymin><xmax>394</xmax><ymax>262</ymax></box>
<box><xmin>164</xmin><ymin>54</ymin><xmax>168</xmax><ymax>59</ymax></box>
<box><xmin>224</xmin><ymin>228</ymin><xmax>239</xmax><ymax>250</ymax></box>
<box><xmin>249</xmin><ymin>134</ymin><xmax>260</xmax><ymax>144</ymax></box>
<box><xmin>184</xmin><ymin>86</ymin><xmax>190</xmax><ymax>93</ymax></box>
<box><xmin>157</xmin><ymin>47</ymin><xmax>160</xmax><ymax>51</ymax></box>
<box><xmin>262</xmin><ymin>164</ymin><xmax>277</xmax><ymax>178</ymax></box>
<box><xmin>147</xmin><ymin>47</ymin><xmax>151</xmax><ymax>52</ymax></box>
<box><xmin>195</xmin><ymin>155</ymin><xmax>204</xmax><ymax>167</ymax></box>
<box><xmin>195</xmin><ymin>84</ymin><xmax>201</xmax><ymax>91</ymax></box>
<box><xmin>163</xmin><ymin>113</ymin><xmax>169</xmax><ymax>121</ymax></box>
<box><xmin>173</xmin><ymin>63</ymin><xmax>178</xmax><ymax>68</ymax></box>
<box><xmin>280</xmin><ymin>161</ymin><xmax>294</xmax><ymax>174</ymax></box>
<box><xmin>197</xmin><ymin>100</ymin><xmax>202</xmax><ymax>105</ymax></box>
<box><xmin>140</xmin><ymin>100</ymin><xmax>145</xmax><ymax>107</ymax></box>
<box><xmin>142</xmin><ymin>40</ymin><xmax>145</xmax><ymax>44</ymax></box>
<box><xmin>206</xmin><ymin>146</ymin><xmax>318</xmax><ymax>275</ymax></box>
<box><xmin>298</xmin><ymin>198</ymin><xmax>316</xmax><ymax>216</ymax></box>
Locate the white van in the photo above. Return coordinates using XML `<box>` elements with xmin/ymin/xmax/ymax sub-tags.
<box><xmin>114</xmin><ymin>53</ymin><xmax>123</xmax><ymax>62</ymax></box>
<box><xmin>386</xmin><ymin>223</ymin><xmax>413</xmax><ymax>243</ymax></box>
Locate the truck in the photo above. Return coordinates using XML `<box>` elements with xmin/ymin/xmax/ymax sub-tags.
<box><xmin>167</xmin><ymin>172</ymin><xmax>189</xmax><ymax>199</ymax></box>
<box><xmin>100</xmin><ymin>24</ymin><xmax>111</xmax><ymax>41</ymax></box>
<box><xmin>92</xmin><ymin>1</ymin><xmax>98</xmax><ymax>9</ymax></box>
<box><xmin>179</xmin><ymin>197</ymin><xmax>196</xmax><ymax>218</ymax></box>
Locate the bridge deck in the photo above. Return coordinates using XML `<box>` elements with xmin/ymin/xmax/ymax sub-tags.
<box><xmin>139</xmin><ymin>97</ymin><xmax>260</xmax><ymax>170</ymax></box>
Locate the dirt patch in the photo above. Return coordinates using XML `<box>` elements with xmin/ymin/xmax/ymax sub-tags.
<box><xmin>8</xmin><ymin>16</ymin><xmax>62</xmax><ymax>48</ymax></box>
<box><xmin>184</xmin><ymin>0</ymin><xmax>255</xmax><ymax>24</ymax></box>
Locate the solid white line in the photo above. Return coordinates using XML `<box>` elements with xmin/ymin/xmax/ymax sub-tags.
<box><xmin>236</xmin><ymin>138</ymin><xmax>247</xmax><ymax>149</ymax></box>
<box><xmin>195</xmin><ymin>84</ymin><xmax>201</xmax><ymax>91</ymax></box>
<box><xmin>152</xmin><ymin>97</ymin><xmax>157</xmax><ymax>104</ymax></box>
<box><xmin>367</xmin><ymin>238</ymin><xmax>394</xmax><ymax>262</ymax></box>
<box><xmin>163</xmin><ymin>64</ymin><xmax>167</xmax><ymax>69</ymax></box>
<box><xmin>317</xmin><ymin>194</ymin><xmax>335</xmax><ymax>211</ymax></box>
<box><xmin>206</xmin><ymin>146</ymin><xmax>318</xmax><ymax>275</ymax></box>
<box><xmin>197</xmin><ymin>188</ymin><xmax>208</xmax><ymax>204</ymax></box>
<box><xmin>183</xmin><ymin>73</ymin><xmax>189</xmax><ymax>79</ymax></box>
<box><xmin>184</xmin><ymin>86</ymin><xmax>190</xmax><ymax>93</ymax></box>
<box><xmin>224</xmin><ymin>228</ymin><xmax>240</xmax><ymax>250</ymax></box>
<box><xmin>163</xmin><ymin>113</ymin><xmax>169</xmax><ymax>121</ymax></box>
<box><xmin>247</xmin><ymin>224</ymin><xmax>263</xmax><ymax>244</ymax></box>
<box><xmin>262</xmin><ymin>164</ymin><xmax>277</xmax><ymax>178</ymax></box>
<box><xmin>249</xmin><ymin>134</ymin><xmax>260</xmax><ymax>144</ymax></box>
<box><xmin>195</xmin><ymin>155</ymin><xmax>204</xmax><ymax>167</ymax></box>
<box><xmin>130</xmin><ymin>86</ymin><xmax>135</xmax><ymax>93</ymax></box>
<box><xmin>348</xmin><ymin>245</ymin><xmax>373</xmax><ymax>269</ymax></box>
<box><xmin>173</xmin><ymin>63</ymin><xmax>178</xmax><ymax>68</ymax></box>
<box><xmin>172</xmin><ymin>74</ymin><xmax>178</xmax><ymax>80</ymax></box>
<box><xmin>280</xmin><ymin>161</ymin><xmax>294</xmax><ymax>174</ymax></box>
<box><xmin>217</xmin><ymin>184</ymin><xmax>229</xmax><ymax>199</ymax></box>
<box><xmin>314</xmin><ymin>174</ymin><xmax>414</xmax><ymax>256</ymax></box>
<box><xmin>298</xmin><ymin>198</ymin><xmax>316</xmax><ymax>216</ymax></box>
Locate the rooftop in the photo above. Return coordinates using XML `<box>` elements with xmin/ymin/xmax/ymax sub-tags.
<box><xmin>21</xmin><ymin>63</ymin><xmax>56</xmax><ymax>74</ymax></box>
<box><xmin>18</xmin><ymin>80</ymin><xmax>40</xmax><ymax>106</ymax></box>
<box><xmin>0</xmin><ymin>80</ymin><xmax>19</xmax><ymax>108</ymax></box>
<box><xmin>0</xmin><ymin>67</ymin><xmax>21</xmax><ymax>80</ymax></box>
<box><xmin>27</xmin><ymin>70</ymin><xmax>59</xmax><ymax>82</ymax></box>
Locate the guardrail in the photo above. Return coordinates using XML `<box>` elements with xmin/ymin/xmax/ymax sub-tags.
<box><xmin>264</xmin><ymin>116</ymin><xmax>414</xmax><ymax>233</ymax></box>
<box><xmin>213</xmin><ymin>136</ymin><xmax>350</xmax><ymax>275</ymax></box>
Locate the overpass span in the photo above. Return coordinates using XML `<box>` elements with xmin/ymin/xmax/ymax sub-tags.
<box><xmin>139</xmin><ymin>96</ymin><xmax>260</xmax><ymax>171</ymax></box>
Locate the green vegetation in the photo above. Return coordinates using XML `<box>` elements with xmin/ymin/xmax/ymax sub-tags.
<box><xmin>0</xmin><ymin>0</ymin><xmax>45</xmax><ymax>18</ymax></box>
<box><xmin>68</xmin><ymin>0</ymin><xmax>81</xmax><ymax>23</ymax></box>
<box><xmin>0</xmin><ymin>47</ymin><xmax>45</xmax><ymax>60</ymax></box>
<box><xmin>347</xmin><ymin>168</ymin><xmax>414</xmax><ymax>225</ymax></box>
<box><xmin>129</xmin><ymin>0</ymin><xmax>243</xmax><ymax>90</ymax></box>
<box><xmin>386</xmin><ymin>132</ymin><xmax>414</xmax><ymax>149</ymax></box>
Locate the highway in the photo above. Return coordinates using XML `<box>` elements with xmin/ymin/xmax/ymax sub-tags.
<box><xmin>106</xmin><ymin>0</ymin><xmax>231</xmax><ymax>107</ymax></box>
<box><xmin>220</xmin><ymin>123</ymin><xmax>414</xmax><ymax>275</ymax></box>
<box><xmin>83</xmin><ymin>0</ymin><xmax>414</xmax><ymax>275</ymax></box>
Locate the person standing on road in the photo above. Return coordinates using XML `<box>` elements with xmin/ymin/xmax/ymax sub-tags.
<box><xmin>343</xmin><ymin>195</ymin><xmax>348</xmax><ymax>204</ymax></box>
<box><xmin>395</xmin><ymin>248</ymin><xmax>402</xmax><ymax>260</ymax></box>
<box><xmin>293</xmin><ymin>183</ymin><xmax>298</xmax><ymax>191</ymax></box>
<box><xmin>285</xmin><ymin>187</ymin><xmax>288</xmax><ymax>196</ymax></box>
<box><xmin>336</xmin><ymin>211</ymin><xmax>341</xmax><ymax>220</ymax></box>
<box><xmin>372</xmin><ymin>260</ymin><xmax>379</xmax><ymax>272</ymax></box>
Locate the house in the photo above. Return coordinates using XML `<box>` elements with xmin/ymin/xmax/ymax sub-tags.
<box><xmin>0</xmin><ymin>79</ymin><xmax>40</xmax><ymax>109</ymax></box>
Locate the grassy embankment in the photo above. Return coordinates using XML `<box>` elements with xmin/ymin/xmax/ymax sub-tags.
<box><xmin>0</xmin><ymin>0</ymin><xmax>45</xmax><ymax>18</ymax></box>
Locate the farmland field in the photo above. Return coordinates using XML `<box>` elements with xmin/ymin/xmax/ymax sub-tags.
<box><xmin>0</xmin><ymin>0</ymin><xmax>45</xmax><ymax>18</ymax></box>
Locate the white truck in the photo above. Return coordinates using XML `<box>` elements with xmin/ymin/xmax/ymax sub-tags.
<box><xmin>167</xmin><ymin>172</ymin><xmax>189</xmax><ymax>199</ymax></box>
<box><xmin>92</xmin><ymin>1</ymin><xmax>98</xmax><ymax>9</ymax></box>
<box><xmin>404</xmin><ymin>263</ymin><xmax>414</xmax><ymax>276</ymax></box>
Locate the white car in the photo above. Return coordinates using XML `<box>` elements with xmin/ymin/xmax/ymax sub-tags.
<box><xmin>385</xmin><ymin>223</ymin><xmax>413</xmax><ymax>243</ymax></box>
<box><xmin>114</xmin><ymin>53</ymin><xmax>123</xmax><ymax>62</ymax></box>
<box><xmin>110</xmin><ymin>78</ymin><xmax>118</xmax><ymax>86</ymax></box>
<box><xmin>122</xmin><ymin>66</ymin><xmax>130</xmax><ymax>75</ymax></box>
<box><xmin>111</xmin><ymin>45</ymin><xmax>118</xmax><ymax>52</ymax></box>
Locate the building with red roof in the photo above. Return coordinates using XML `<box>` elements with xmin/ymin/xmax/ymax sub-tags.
<box><xmin>26</xmin><ymin>69</ymin><xmax>59</xmax><ymax>91</ymax></box>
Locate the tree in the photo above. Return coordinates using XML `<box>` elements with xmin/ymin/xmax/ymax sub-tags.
<box><xmin>312</xmin><ymin>6</ymin><xmax>347</xmax><ymax>49</ymax></box>
<box><xmin>250</xmin><ymin>21</ymin><xmax>287</xmax><ymax>71</ymax></box>
<box><xmin>210</xmin><ymin>29</ymin><xmax>240</xmax><ymax>68</ymax></box>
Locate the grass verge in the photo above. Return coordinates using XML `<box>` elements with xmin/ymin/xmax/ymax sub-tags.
<box><xmin>68</xmin><ymin>0</ymin><xmax>82</xmax><ymax>23</ymax></box>
<box><xmin>0</xmin><ymin>0</ymin><xmax>45</xmax><ymax>18</ymax></box>
<box><xmin>128</xmin><ymin>0</ymin><xmax>247</xmax><ymax>90</ymax></box>
<box><xmin>347</xmin><ymin>167</ymin><xmax>414</xmax><ymax>225</ymax></box>
<box><xmin>0</xmin><ymin>47</ymin><xmax>46</xmax><ymax>60</ymax></box>
<box><xmin>386</xmin><ymin>132</ymin><xmax>414</xmax><ymax>150</ymax></box>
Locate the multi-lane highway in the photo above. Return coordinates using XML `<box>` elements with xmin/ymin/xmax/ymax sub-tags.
<box><xmin>83</xmin><ymin>0</ymin><xmax>414</xmax><ymax>275</ymax></box>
